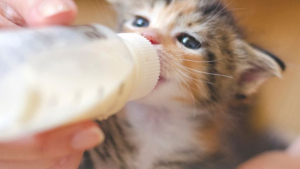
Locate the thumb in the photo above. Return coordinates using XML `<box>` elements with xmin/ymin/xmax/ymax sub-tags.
<box><xmin>2</xmin><ymin>0</ymin><xmax>77</xmax><ymax>27</ymax></box>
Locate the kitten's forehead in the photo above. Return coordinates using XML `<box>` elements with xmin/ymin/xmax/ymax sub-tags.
<box><xmin>129</xmin><ymin>0</ymin><xmax>234</xmax><ymax>32</ymax></box>
<box><xmin>152</xmin><ymin>1</ymin><xmax>199</xmax><ymax>29</ymax></box>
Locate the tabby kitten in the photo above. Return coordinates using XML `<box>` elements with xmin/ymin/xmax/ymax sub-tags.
<box><xmin>80</xmin><ymin>0</ymin><xmax>286</xmax><ymax>169</ymax></box>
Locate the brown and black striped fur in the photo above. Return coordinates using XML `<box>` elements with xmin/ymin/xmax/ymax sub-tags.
<box><xmin>79</xmin><ymin>0</ymin><xmax>286</xmax><ymax>168</ymax></box>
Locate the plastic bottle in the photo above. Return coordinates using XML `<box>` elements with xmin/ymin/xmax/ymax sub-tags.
<box><xmin>0</xmin><ymin>24</ymin><xmax>160</xmax><ymax>141</ymax></box>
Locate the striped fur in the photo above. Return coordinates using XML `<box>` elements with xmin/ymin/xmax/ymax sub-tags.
<box><xmin>80</xmin><ymin>0</ymin><xmax>286</xmax><ymax>168</ymax></box>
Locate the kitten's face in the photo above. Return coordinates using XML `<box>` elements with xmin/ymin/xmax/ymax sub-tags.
<box><xmin>118</xmin><ymin>0</ymin><xmax>283</xmax><ymax>108</ymax></box>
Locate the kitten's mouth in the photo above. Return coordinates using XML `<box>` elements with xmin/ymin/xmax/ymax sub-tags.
<box><xmin>155</xmin><ymin>75</ymin><xmax>166</xmax><ymax>89</ymax></box>
<box><xmin>158</xmin><ymin>75</ymin><xmax>166</xmax><ymax>84</ymax></box>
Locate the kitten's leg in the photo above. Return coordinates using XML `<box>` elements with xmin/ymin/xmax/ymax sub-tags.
<box><xmin>79</xmin><ymin>115</ymin><xmax>135</xmax><ymax>169</ymax></box>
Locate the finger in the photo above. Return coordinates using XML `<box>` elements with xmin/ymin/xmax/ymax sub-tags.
<box><xmin>287</xmin><ymin>136</ymin><xmax>300</xmax><ymax>157</ymax></box>
<box><xmin>48</xmin><ymin>152</ymin><xmax>84</xmax><ymax>169</ymax></box>
<box><xmin>0</xmin><ymin>121</ymin><xmax>104</xmax><ymax>160</ymax></box>
<box><xmin>237</xmin><ymin>151</ymin><xmax>300</xmax><ymax>169</ymax></box>
<box><xmin>1</xmin><ymin>0</ymin><xmax>77</xmax><ymax>27</ymax></box>
<box><xmin>0</xmin><ymin>159</ymin><xmax>55</xmax><ymax>169</ymax></box>
<box><xmin>0</xmin><ymin>2</ymin><xmax>24</xmax><ymax>27</ymax></box>
<box><xmin>0</xmin><ymin>153</ymin><xmax>83</xmax><ymax>169</ymax></box>
<box><xmin>0</xmin><ymin>14</ymin><xmax>19</xmax><ymax>28</ymax></box>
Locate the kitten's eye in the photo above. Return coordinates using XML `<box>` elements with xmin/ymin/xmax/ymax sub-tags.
<box><xmin>132</xmin><ymin>17</ymin><xmax>149</xmax><ymax>27</ymax></box>
<box><xmin>177</xmin><ymin>34</ymin><xmax>201</xmax><ymax>49</ymax></box>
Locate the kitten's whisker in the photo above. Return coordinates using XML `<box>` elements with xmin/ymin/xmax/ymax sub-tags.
<box><xmin>218</xmin><ymin>8</ymin><xmax>246</xmax><ymax>16</ymax></box>
<box><xmin>170</xmin><ymin>67</ymin><xmax>188</xmax><ymax>100</ymax></box>
<box><xmin>174</xmin><ymin>62</ymin><xmax>233</xmax><ymax>79</ymax></box>
<box><xmin>205</xmin><ymin>1</ymin><xmax>228</xmax><ymax>22</ymax></box>
<box><xmin>176</xmin><ymin>67</ymin><xmax>214</xmax><ymax>85</ymax></box>
<box><xmin>176</xmin><ymin>69</ymin><xmax>212</xmax><ymax>98</ymax></box>
<box><xmin>204</xmin><ymin>1</ymin><xmax>233</xmax><ymax>24</ymax></box>
<box><xmin>207</xmin><ymin>5</ymin><xmax>245</xmax><ymax>25</ymax></box>
<box><xmin>173</xmin><ymin>70</ymin><xmax>197</xmax><ymax>118</ymax></box>
<box><xmin>211</xmin><ymin>1</ymin><xmax>223</xmax><ymax>17</ymax></box>
<box><xmin>179</xmin><ymin>58</ymin><xmax>224</xmax><ymax>63</ymax></box>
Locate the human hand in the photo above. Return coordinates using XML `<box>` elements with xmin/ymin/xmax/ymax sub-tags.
<box><xmin>238</xmin><ymin>137</ymin><xmax>300</xmax><ymax>169</ymax></box>
<box><xmin>0</xmin><ymin>0</ymin><xmax>77</xmax><ymax>27</ymax></box>
<box><xmin>0</xmin><ymin>1</ymin><xmax>104</xmax><ymax>169</ymax></box>
<box><xmin>0</xmin><ymin>121</ymin><xmax>104</xmax><ymax>169</ymax></box>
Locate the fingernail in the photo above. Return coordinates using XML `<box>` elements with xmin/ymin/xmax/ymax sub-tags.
<box><xmin>72</xmin><ymin>126</ymin><xmax>104</xmax><ymax>150</ymax></box>
<box><xmin>38</xmin><ymin>0</ymin><xmax>75</xmax><ymax>18</ymax></box>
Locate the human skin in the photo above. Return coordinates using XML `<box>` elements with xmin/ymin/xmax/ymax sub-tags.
<box><xmin>0</xmin><ymin>0</ymin><xmax>77</xmax><ymax>27</ymax></box>
<box><xmin>0</xmin><ymin>1</ymin><xmax>104</xmax><ymax>169</ymax></box>
<box><xmin>238</xmin><ymin>137</ymin><xmax>300</xmax><ymax>169</ymax></box>
<box><xmin>0</xmin><ymin>0</ymin><xmax>299</xmax><ymax>169</ymax></box>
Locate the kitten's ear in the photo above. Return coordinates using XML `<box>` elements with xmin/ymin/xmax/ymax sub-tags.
<box><xmin>235</xmin><ymin>40</ymin><xmax>285</xmax><ymax>95</ymax></box>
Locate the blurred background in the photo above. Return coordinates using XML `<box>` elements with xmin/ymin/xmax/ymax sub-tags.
<box><xmin>74</xmin><ymin>0</ymin><xmax>300</xmax><ymax>140</ymax></box>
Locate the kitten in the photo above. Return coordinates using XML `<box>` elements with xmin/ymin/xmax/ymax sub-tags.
<box><xmin>79</xmin><ymin>0</ymin><xmax>286</xmax><ymax>169</ymax></box>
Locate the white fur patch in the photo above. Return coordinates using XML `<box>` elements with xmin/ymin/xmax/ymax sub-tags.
<box><xmin>125</xmin><ymin>100</ymin><xmax>204</xmax><ymax>169</ymax></box>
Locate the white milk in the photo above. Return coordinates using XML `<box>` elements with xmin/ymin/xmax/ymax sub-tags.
<box><xmin>0</xmin><ymin>25</ymin><xmax>160</xmax><ymax>141</ymax></box>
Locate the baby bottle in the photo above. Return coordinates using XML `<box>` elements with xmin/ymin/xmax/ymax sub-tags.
<box><xmin>0</xmin><ymin>24</ymin><xmax>160</xmax><ymax>141</ymax></box>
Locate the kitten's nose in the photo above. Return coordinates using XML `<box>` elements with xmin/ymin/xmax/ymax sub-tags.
<box><xmin>141</xmin><ymin>30</ymin><xmax>161</xmax><ymax>45</ymax></box>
